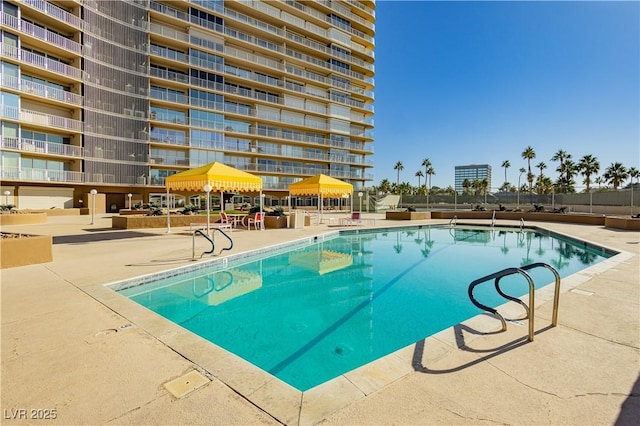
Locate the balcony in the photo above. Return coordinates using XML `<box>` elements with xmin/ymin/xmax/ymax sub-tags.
<box><xmin>150</xmin><ymin>1</ymin><xmax>373</xmax><ymax>82</ymax></box>
<box><xmin>20</xmin><ymin>0</ymin><xmax>83</xmax><ymax>29</ymax></box>
<box><xmin>1</xmin><ymin>105</ymin><xmax>83</xmax><ymax>132</ymax></box>
<box><xmin>1</xmin><ymin>167</ymin><xmax>84</xmax><ymax>183</ymax></box>
<box><xmin>1</xmin><ymin>75</ymin><xmax>82</xmax><ymax>106</ymax></box>
<box><xmin>147</xmin><ymin>30</ymin><xmax>373</xmax><ymax>103</ymax></box>
<box><xmin>0</xmin><ymin>136</ymin><xmax>83</xmax><ymax>157</ymax></box>
<box><xmin>1</xmin><ymin>45</ymin><xmax>83</xmax><ymax>81</ymax></box>
<box><xmin>149</xmin><ymin>157</ymin><xmax>189</xmax><ymax>166</ymax></box>
<box><xmin>1</xmin><ymin>13</ymin><xmax>81</xmax><ymax>55</ymax></box>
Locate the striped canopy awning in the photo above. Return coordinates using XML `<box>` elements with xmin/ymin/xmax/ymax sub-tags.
<box><xmin>165</xmin><ymin>162</ymin><xmax>262</xmax><ymax>192</ymax></box>
<box><xmin>288</xmin><ymin>174</ymin><xmax>353</xmax><ymax>198</ymax></box>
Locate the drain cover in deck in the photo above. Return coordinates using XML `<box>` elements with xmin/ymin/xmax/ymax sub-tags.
<box><xmin>164</xmin><ymin>370</ymin><xmax>210</xmax><ymax>398</ymax></box>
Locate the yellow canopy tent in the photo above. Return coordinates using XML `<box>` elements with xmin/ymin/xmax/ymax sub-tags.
<box><xmin>165</xmin><ymin>161</ymin><xmax>262</xmax><ymax>192</ymax></box>
<box><xmin>288</xmin><ymin>174</ymin><xmax>353</xmax><ymax>223</ymax></box>
<box><xmin>164</xmin><ymin>162</ymin><xmax>262</xmax><ymax>233</ymax></box>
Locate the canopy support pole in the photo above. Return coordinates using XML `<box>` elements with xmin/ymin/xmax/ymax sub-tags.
<box><xmin>260</xmin><ymin>190</ymin><xmax>264</xmax><ymax>230</ymax></box>
<box><xmin>166</xmin><ymin>187</ymin><xmax>171</xmax><ymax>234</ymax></box>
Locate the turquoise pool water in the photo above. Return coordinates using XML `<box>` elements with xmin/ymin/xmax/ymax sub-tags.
<box><xmin>117</xmin><ymin>226</ymin><xmax>613</xmax><ymax>391</ymax></box>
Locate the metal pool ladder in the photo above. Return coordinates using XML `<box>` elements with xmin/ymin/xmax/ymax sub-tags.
<box><xmin>192</xmin><ymin>227</ymin><xmax>233</xmax><ymax>259</ymax></box>
<box><xmin>467</xmin><ymin>262</ymin><xmax>561</xmax><ymax>342</ymax></box>
<box><xmin>449</xmin><ymin>215</ymin><xmax>457</xmax><ymax>227</ymax></box>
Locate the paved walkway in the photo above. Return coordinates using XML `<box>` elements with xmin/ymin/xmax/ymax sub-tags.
<box><xmin>1</xmin><ymin>213</ymin><xmax>638</xmax><ymax>425</ymax></box>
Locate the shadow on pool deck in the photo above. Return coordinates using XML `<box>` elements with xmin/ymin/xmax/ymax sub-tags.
<box><xmin>615</xmin><ymin>373</ymin><xmax>640</xmax><ymax>425</ymax></box>
<box><xmin>411</xmin><ymin>323</ymin><xmax>557</xmax><ymax>374</ymax></box>
<box><xmin>53</xmin><ymin>231</ymin><xmax>158</xmax><ymax>244</ymax></box>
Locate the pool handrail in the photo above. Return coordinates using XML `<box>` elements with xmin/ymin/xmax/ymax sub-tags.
<box><xmin>467</xmin><ymin>262</ymin><xmax>560</xmax><ymax>342</ymax></box>
<box><xmin>192</xmin><ymin>227</ymin><xmax>233</xmax><ymax>259</ymax></box>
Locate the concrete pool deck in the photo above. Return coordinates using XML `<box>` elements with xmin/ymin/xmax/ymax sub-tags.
<box><xmin>1</xmin><ymin>213</ymin><xmax>638</xmax><ymax>425</ymax></box>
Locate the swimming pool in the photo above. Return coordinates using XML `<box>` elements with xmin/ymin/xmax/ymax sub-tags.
<box><xmin>114</xmin><ymin>225</ymin><xmax>613</xmax><ymax>391</ymax></box>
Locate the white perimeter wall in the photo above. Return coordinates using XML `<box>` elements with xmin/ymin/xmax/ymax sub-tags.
<box><xmin>17</xmin><ymin>187</ymin><xmax>74</xmax><ymax>209</ymax></box>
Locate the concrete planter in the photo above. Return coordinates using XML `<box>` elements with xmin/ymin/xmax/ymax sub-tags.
<box><xmin>605</xmin><ymin>216</ymin><xmax>640</xmax><ymax>231</ymax></box>
<box><xmin>26</xmin><ymin>208</ymin><xmax>82</xmax><ymax>216</ymax></box>
<box><xmin>112</xmin><ymin>214</ymin><xmax>220</xmax><ymax>229</ymax></box>
<box><xmin>264</xmin><ymin>215</ymin><xmax>288</xmax><ymax>229</ymax></box>
<box><xmin>385</xmin><ymin>211</ymin><xmax>432</xmax><ymax>220</ymax></box>
<box><xmin>0</xmin><ymin>212</ymin><xmax>47</xmax><ymax>226</ymax></box>
<box><xmin>1</xmin><ymin>234</ymin><xmax>53</xmax><ymax>269</ymax></box>
<box><xmin>118</xmin><ymin>209</ymin><xmax>151</xmax><ymax>216</ymax></box>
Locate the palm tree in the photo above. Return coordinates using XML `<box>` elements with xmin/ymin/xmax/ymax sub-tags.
<box><xmin>379</xmin><ymin>178</ymin><xmax>391</xmax><ymax>194</ymax></box>
<box><xmin>394</xmin><ymin>161</ymin><xmax>404</xmax><ymax>186</ymax></box>
<box><xmin>551</xmin><ymin>149</ymin><xmax>572</xmax><ymax>193</ymax></box>
<box><xmin>578</xmin><ymin>154</ymin><xmax>600</xmax><ymax>192</ymax></box>
<box><xmin>462</xmin><ymin>178</ymin><xmax>472</xmax><ymax>195</ymax></box>
<box><xmin>501</xmin><ymin>160</ymin><xmax>511</xmax><ymax>189</ymax></box>
<box><xmin>537</xmin><ymin>176</ymin><xmax>554</xmax><ymax>195</ymax></box>
<box><xmin>472</xmin><ymin>179</ymin><xmax>482</xmax><ymax>196</ymax></box>
<box><xmin>421</xmin><ymin>158</ymin><xmax>431</xmax><ymax>183</ymax></box>
<box><xmin>603</xmin><ymin>162</ymin><xmax>628</xmax><ymax>190</ymax></box>
<box><xmin>480</xmin><ymin>178</ymin><xmax>489</xmax><ymax>197</ymax></box>
<box><xmin>415</xmin><ymin>170</ymin><xmax>424</xmax><ymax>188</ymax></box>
<box><xmin>629</xmin><ymin>167</ymin><xmax>639</xmax><ymax>213</ymax></box>
<box><xmin>521</xmin><ymin>146</ymin><xmax>536</xmax><ymax>200</ymax></box>
<box><xmin>563</xmin><ymin>159</ymin><xmax>578</xmax><ymax>193</ymax></box>
<box><xmin>426</xmin><ymin>166</ymin><xmax>435</xmax><ymax>198</ymax></box>
<box><xmin>535</xmin><ymin>161</ymin><xmax>546</xmax><ymax>194</ymax></box>
<box><xmin>629</xmin><ymin>167</ymin><xmax>639</xmax><ymax>187</ymax></box>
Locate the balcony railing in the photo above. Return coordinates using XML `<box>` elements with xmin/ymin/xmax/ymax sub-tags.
<box><xmin>1</xmin><ymin>105</ymin><xmax>83</xmax><ymax>132</ymax></box>
<box><xmin>1</xmin><ymin>44</ymin><xmax>83</xmax><ymax>80</ymax></box>
<box><xmin>148</xmin><ymin>25</ymin><xmax>373</xmax><ymax>101</ymax></box>
<box><xmin>149</xmin><ymin>157</ymin><xmax>190</xmax><ymax>166</ymax></box>
<box><xmin>1</xmin><ymin>75</ymin><xmax>82</xmax><ymax>106</ymax></box>
<box><xmin>150</xmin><ymin>1</ymin><xmax>373</xmax><ymax>81</ymax></box>
<box><xmin>0</xmin><ymin>136</ymin><xmax>83</xmax><ymax>157</ymax></box>
<box><xmin>1</xmin><ymin>167</ymin><xmax>84</xmax><ymax>183</ymax></box>
<box><xmin>21</xmin><ymin>0</ymin><xmax>83</xmax><ymax>29</ymax></box>
<box><xmin>150</xmin><ymin>67</ymin><xmax>371</xmax><ymax>117</ymax></box>
<box><xmin>1</xmin><ymin>13</ymin><xmax>81</xmax><ymax>54</ymax></box>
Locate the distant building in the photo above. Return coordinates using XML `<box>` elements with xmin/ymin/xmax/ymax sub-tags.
<box><xmin>455</xmin><ymin>164</ymin><xmax>492</xmax><ymax>193</ymax></box>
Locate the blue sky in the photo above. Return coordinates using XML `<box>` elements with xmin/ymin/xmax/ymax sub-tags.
<box><xmin>372</xmin><ymin>0</ymin><xmax>640</xmax><ymax>189</ymax></box>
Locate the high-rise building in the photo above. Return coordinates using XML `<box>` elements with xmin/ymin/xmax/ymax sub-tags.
<box><xmin>454</xmin><ymin>164</ymin><xmax>492</xmax><ymax>193</ymax></box>
<box><xmin>1</xmin><ymin>0</ymin><xmax>375</xmax><ymax>210</ymax></box>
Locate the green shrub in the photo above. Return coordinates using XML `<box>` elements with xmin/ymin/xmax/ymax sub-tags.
<box><xmin>266</xmin><ymin>206</ymin><xmax>285</xmax><ymax>216</ymax></box>
<box><xmin>147</xmin><ymin>206</ymin><xmax>164</xmax><ymax>216</ymax></box>
<box><xmin>181</xmin><ymin>205</ymin><xmax>199</xmax><ymax>214</ymax></box>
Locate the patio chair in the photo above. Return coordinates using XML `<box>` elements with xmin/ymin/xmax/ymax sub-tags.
<box><xmin>342</xmin><ymin>211</ymin><xmax>362</xmax><ymax>226</ymax></box>
<box><xmin>247</xmin><ymin>212</ymin><xmax>264</xmax><ymax>230</ymax></box>
<box><xmin>218</xmin><ymin>212</ymin><xmax>234</xmax><ymax>231</ymax></box>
